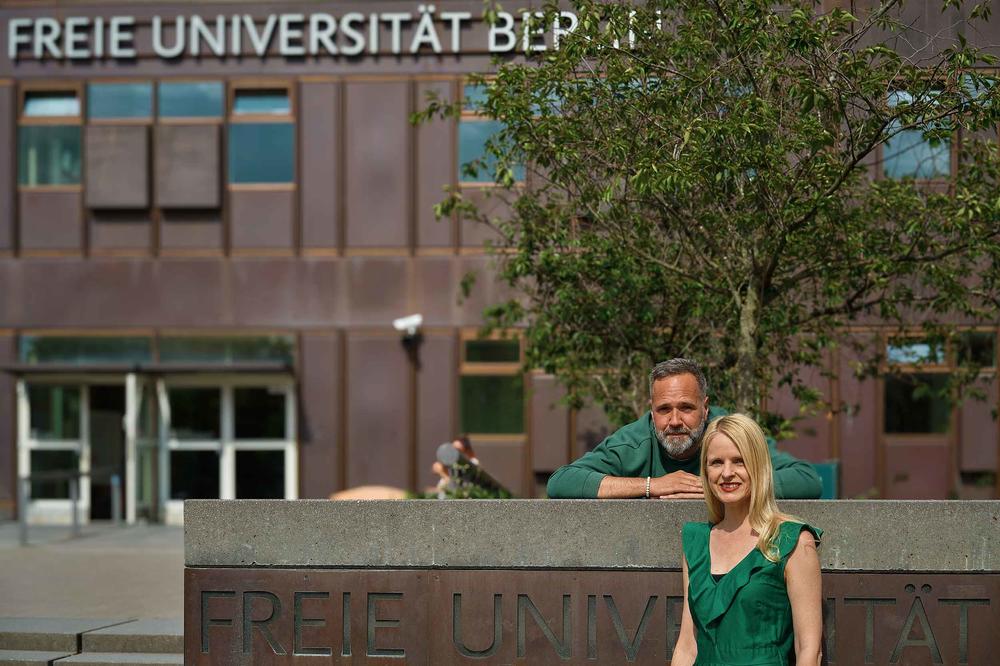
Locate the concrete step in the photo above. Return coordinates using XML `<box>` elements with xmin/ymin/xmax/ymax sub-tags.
<box><xmin>80</xmin><ymin>620</ymin><xmax>182</xmax><ymax>654</ymax></box>
<box><xmin>0</xmin><ymin>620</ymin><xmax>133</xmax><ymax>652</ymax></box>
<box><xmin>54</xmin><ymin>654</ymin><xmax>183</xmax><ymax>665</ymax></box>
<box><xmin>0</xmin><ymin>650</ymin><xmax>75</xmax><ymax>665</ymax></box>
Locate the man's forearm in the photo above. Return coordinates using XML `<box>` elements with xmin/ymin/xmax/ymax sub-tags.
<box><xmin>597</xmin><ymin>475</ymin><xmax>648</xmax><ymax>498</ymax></box>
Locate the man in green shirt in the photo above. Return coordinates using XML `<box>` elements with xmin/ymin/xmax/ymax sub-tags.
<box><xmin>546</xmin><ymin>358</ymin><xmax>823</xmax><ymax>499</ymax></box>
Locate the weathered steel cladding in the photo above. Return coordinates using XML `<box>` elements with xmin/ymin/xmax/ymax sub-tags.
<box><xmin>185</xmin><ymin>567</ymin><xmax>1000</xmax><ymax>665</ymax></box>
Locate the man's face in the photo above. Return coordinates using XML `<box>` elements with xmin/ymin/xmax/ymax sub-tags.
<box><xmin>650</xmin><ymin>373</ymin><xmax>709</xmax><ymax>459</ymax></box>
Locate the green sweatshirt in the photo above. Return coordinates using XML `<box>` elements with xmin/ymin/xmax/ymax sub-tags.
<box><xmin>546</xmin><ymin>406</ymin><xmax>823</xmax><ymax>499</ymax></box>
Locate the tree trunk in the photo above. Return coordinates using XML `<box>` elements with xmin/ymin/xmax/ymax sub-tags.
<box><xmin>734</xmin><ymin>285</ymin><xmax>760</xmax><ymax>414</ymax></box>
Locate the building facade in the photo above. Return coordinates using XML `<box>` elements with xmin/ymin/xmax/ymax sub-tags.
<box><xmin>0</xmin><ymin>0</ymin><xmax>997</xmax><ymax>524</ymax></box>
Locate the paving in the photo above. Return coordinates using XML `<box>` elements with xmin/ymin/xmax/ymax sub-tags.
<box><xmin>0</xmin><ymin>522</ymin><xmax>182</xmax><ymax>620</ymax></box>
<box><xmin>0</xmin><ymin>522</ymin><xmax>184</xmax><ymax>664</ymax></box>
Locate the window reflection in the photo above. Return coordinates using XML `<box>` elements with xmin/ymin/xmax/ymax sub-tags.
<box><xmin>168</xmin><ymin>387</ymin><xmax>221</xmax><ymax>440</ymax></box>
<box><xmin>234</xmin><ymin>387</ymin><xmax>285</xmax><ymax>439</ymax></box>
<box><xmin>28</xmin><ymin>384</ymin><xmax>81</xmax><ymax>440</ymax></box>
<box><xmin>235</xmin><ymin>450</ymin><xmax>284</xmax><ymax>499</ymax></box>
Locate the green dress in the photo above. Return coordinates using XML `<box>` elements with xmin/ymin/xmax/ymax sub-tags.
<box><xmin>681</xmin><ymin>520</ymin><xmax>823</xmax><ymax>666</ymax></box>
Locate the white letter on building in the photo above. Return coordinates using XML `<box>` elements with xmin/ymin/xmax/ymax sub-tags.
<box><xmin>190</xmin><ymin>15</ymin><xmax>225</xmax><ymax>57</ymax></box>
<box><xmin>8</xmin><ymin>18</ymin><xmax>33</xmax><ymax>60</ymax></box>
<box><xmin>522</xmin><ymin>12</ymin><xmax>546</xmax><ymax>52</ymax></box>
<box><xmin>488</xmin><ymin>12</ymin><xmax>516</xmax><ymax>53</ymax></box>
<box><xmin>243</xmin><ymin>14</ymin><xmax>278</xmax><ymax>57</ymax></box>
<box><xmin>381</xmin><ymin>12</ymin><xmax>410</xmax><ymax>54</ymax></box>
<box><xmin>308</xmin><ymin>14</ymin><xmax>337</xmax><ymax>55</ymax></box>
<box><xmin>279</xmin><ymin>14</ymin><xmax>306</xmax><ymax>56</ymax></box>
<box><xmin>410</xmin><ymin>5</ymin><xmax>441</xmax><ymax>54</ymax></box>
<box><xmin>552</xmin><ymin>11</ymin><xmax>578</xmax><ymax>50</ymax></box>
<box><xmin>63</xmin><ymin>17</ymin><xmax>91</xmax><ymax>59</ymax></box>
<box><xmin>34</xmin><ymin>18</ymin><xmax>62</xmax><ymax>59</ymax></box>
<box><xmin>152</xmin><ymin>16</ymin><xmax>185</xmax><ymax>58</ymax></box>
<box><xmin>439</xmin><ymin>11</ymin><xmax>470</xmax><ymax>53</ymax></box>
<box><xmin>339</xmin><ymin>13</ymin><xmax>365</xmax><ymax>56</ymax></box>
<box><xmin>109</xmin><ymin>16</ymin><xmax>136</xmax><ymax>58</ymax></box>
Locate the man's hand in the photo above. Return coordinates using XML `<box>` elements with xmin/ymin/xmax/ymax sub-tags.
<box><xmin>596</xmin><ymin>471</ymin><xmax>704</xmax><ymax>499</ymax></box>
<box><xmin>651</xmin><ymin>471</ymin><xmax>704</xmax><ymax>499</ymax></box>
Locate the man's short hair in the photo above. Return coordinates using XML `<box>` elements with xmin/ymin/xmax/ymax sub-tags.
<box><xmin>649</xmin><ymin>358</ymin><xmax>708</xmax><ymax>399</ymax></box>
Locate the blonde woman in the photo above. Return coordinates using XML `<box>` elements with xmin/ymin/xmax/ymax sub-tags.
<box><xmin>671</xmin><ymin>414</ymin><xmax>823</xmax><ymax>666</ymax></box>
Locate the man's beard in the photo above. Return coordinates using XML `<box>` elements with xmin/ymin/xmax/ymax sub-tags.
<box><xmin>656</xmin><ymin>416</ymin><xmax>708</xmax><ymax>459</ymax></box>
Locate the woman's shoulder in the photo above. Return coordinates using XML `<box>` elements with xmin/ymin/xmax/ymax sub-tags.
<box><xmin>681</xmin><ymin>521</ymin><xmax>711</xmax><ymax>555</ymax></box>
<box><xmin>681</xmin><ymin>521</ymin><xmax>711</xmax><ymax>537</ymax></box>
<box><xmin>776</xmin><ymin>520</ymin><xmax>822</xmax><ymax>559</ymax></box>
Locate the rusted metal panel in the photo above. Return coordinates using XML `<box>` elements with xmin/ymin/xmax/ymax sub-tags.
<box><xmin>838</xmin><ymin>340</ymin><xmax>879</xmax><ymax>498</ymax></box>
<box><xmin>0</xmin><ymin>84</ymin><xmax>13</xmax><ymax>251</ymax></box>
<box><xmin>416</xmin><ymin>333</ymin><xmax>457</xmax><ymax>491</ymax></box>
<box><xmin>229</xmin><ymin>190</ymin><xmax>294</xmax><ymax>250</ymax></box>
<box><xmin>415</xmin><ymin>80</ymin><xmax>455</xmax><ymax>249</ymax></box>
<box><xmin>530</xmin><ymin>373</ymin><xmax>569</xmax><ymax>474</ymax></box>
<box><xmin>19</xmin><ymin>190</ymin><xmax>82</xmax><ymax>252</ymax></box>
<box><xmin>185</xmin><ymin>568</ymin><xmax>1000</xmax><ymax>665</ymax></box>
<box><xmin>344</xmin><ymin>81</ymin><xmax>410</xmax><ymax>249</ymax></box>
<box><xmin>884</xmin><ymin>440</ymin><xmax>951</xmax><ymax>500</ymax></box>
<box><xmin>299</xmin><ymin>80</ymin><xmax>340</xmax><ymax>250</ymax></box>
<box><xmin>85</xmin><ymin>125</ymin><xmax>150</xmax><ymax>209</ymax></box>
<box><xmin>155</xmin><ymin>124</ymin><xmax>221</xmax><ymax>209</ymax></box>
<box><xmin>298</xmin><ymin>331</ymin><xmax>341</xmax><ymax>498</ymax></box>
<box><xmin>345</xmin><ymin>333</ymin><xmax>411</xmax><ymax>489</ymax></box>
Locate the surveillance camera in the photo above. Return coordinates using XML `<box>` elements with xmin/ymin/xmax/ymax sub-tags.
<box><xmin>392</xmin><ymin>314</ymin><xmax>423</xmax><ymax>336</ymax></box>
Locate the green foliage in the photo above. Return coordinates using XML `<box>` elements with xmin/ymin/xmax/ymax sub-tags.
<box><xmin>421</xmin><ymin>0</ymin><xmax>1000</xmax><ymax>425</ymax></box>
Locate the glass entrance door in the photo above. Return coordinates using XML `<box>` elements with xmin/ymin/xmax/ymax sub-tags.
<box><xmin>88</xmin><ymin>384</ymin><xmax>125</xmax><ymax>520</ymax></box>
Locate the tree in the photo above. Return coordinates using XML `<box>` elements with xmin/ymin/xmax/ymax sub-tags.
<box><xmin>420</xmin><ymin>0</ymin><xmax>1000</xmax><ymax>427</ymax></box>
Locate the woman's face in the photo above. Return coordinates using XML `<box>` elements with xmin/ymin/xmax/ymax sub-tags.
<box><xmin>705</xmin><ymin>433</ymin><xmax>751</xmax><ymax>507</ymax></box>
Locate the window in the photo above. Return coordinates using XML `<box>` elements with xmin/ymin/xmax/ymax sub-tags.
<box><xmin>168</xmin><ymin>388</ymin><xmax>221</xmax><ymax>440</ymax></box>
<box><xmin>235</xmin><ymin>450</ymin><xmax>285</xmax><ymax>499</ymax></box>
<box><xmin>30</xmin><ymin>450</ymin><xmax>80</xmax><ymax>499</ymax></box>
<box><xmin>228</xmin><ymin>86</ymin><xmax>294</xmax><ymax>185</ymax></box>
<box><xmin>170</xmin><ymin>450</ymin><xmax>220</xmax><ymax>500</ymax></box>
<box><xmin>459</xmin><ymin>83</ymin><xmax>525</xmax><ymax>184</ymax></box>
<box><xmin>233</xmin><ymin>89</ymin><xmax>291</xmax><ymax>115</ymax></box>
<box><xmin>885</xmin><ymin>373</ymin><xmax>951</xmax><ymax>434</ymax></box>
<box><xmin>158</xmin><ymin>335</ymin><xmax>294</xmax><ymax>364</ymax></box>
<box><xmin>228</xmin><ymin>123</ymin><xmax>295</xmax><ymax>183</ymax></box>
<box><xmin>234</xmin><ymin>387</ymin><xmax>286</xmax><ymax>439</ymax></box>
<box><xmin>163</xmin><ymin>379</ymin><xmax>296</xmax><ymax>516</ymax></box>
<box><xmin>886</xmin><ymin>338</ymin><xmax>945</xmax><ymax>366</ymax></box>
<box><xmin>883</xmin><ymin>91</ymin><xmax>951</xmax><ymax>180</ymax></box>
<box><xmin>18</xmin><ymin>125</ymin><xmax>81</xmax><ymax>186</ymax></box>
<box><xmin>459</xmin><ymin>335</ymin><xmax>524</xmax><ymax>434</ymax></box>
<box><xmin>883</xmin><ymin>334</ymin><xmax>952</xmax><ymax>434</ymax></box>
<box><xmin>18</xmin><ymin>87</ymin><xmax>82</xmax><ymax>187</ymax></box>
<box><xmin>158</xmin><ymin>81</ymin><xmax>224</xmax><ymax>118</ymax></box>
<box><xmin>88</xmin><ymin>82</ymin><xmax>153</xmax><ymax>120</ymax></box>
<box><xmin>28</xmin><ymin>384</ymin><xmax>81</xmax><ymax>440</ymax></box>
<box><xmin>957</xmin><ymin>331</ymin><xmax>996</xmax><ymax>368</ymax></box>
<box><xmin>19</xmin><ymin>335</ymin><xmax>152</xmax><ymax>365</ymax></box>
<box><xmin>23</xmin><ymin>90</ymin><xmax>80</xmax><ymax>117</ymax></box>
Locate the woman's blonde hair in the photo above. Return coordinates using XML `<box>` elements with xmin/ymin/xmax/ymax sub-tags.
<box><xmin>699</xmin><ymin>413</ymin><xmax>797</xmax><ymax>562</ymax></box>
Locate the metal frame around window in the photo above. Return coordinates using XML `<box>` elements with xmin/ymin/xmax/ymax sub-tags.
<box><xmin>16</xmin><ymin>82</ymin><xmax>84</xmax><ymax>193</ymax></box>
<box><xmin>876</xmin><ymin>87</ymin><xmax>959</xmax><ymax>186</ymax></box>
<box><xmin>225</xmin><ymin>80</ymin><xmax>297</xmax><ymax>200</ymax></box>
<box><xmin>159</xmin><ymin>373</ymin><xmax>297</xmax><ymax>525</ymax></box>
<box><xmin>85</xmin><ymin>78</ymin><xmax>155</xmax><ymax>125</ymax></box>
<box><xmin>16</xmin><ymin>377</ymin><xmax>90</xmax><ymax>525</ymax></box>
<box><xmin>458</xmin><ymin>329</ymin><xmax>527</xmax><ymax>440</ymax></box>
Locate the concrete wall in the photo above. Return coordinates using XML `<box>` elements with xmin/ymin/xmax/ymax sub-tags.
<box><xmin>183</xmin><ymin>500</ymin><xmax>1000</xmax><ymax>664</ymax></box>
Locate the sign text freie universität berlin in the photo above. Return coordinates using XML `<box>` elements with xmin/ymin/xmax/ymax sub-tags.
<box><xmin>5</xmin><ymin>7</ymin><xmax>646</xmax><ymax>61</ymax></box>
